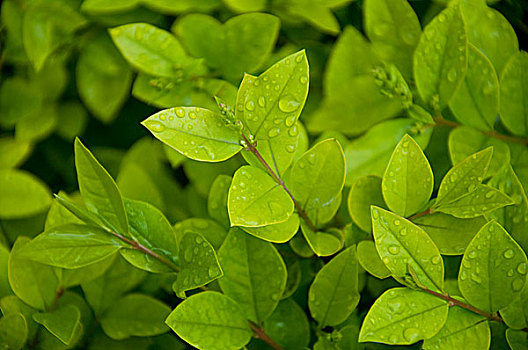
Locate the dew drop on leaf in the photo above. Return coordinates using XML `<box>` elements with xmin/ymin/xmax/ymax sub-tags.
<box><xmin>517</xmin><ymin>262</ymin><xmax>527</xmax><ymax>274</ymax></box>
<box><xmin>144</xmin><ymin>120</ymin><xmax>165</xmax><ymax>133</ymax></box>
<box><xmin>278</xmin><ymin>94</ymin><xmax>300</xmax><ymax>112</ymax></box>
<box><xmin>403</xmin><ymin>328</ymin><xmax>420</xmax><ymax>343</ymax></box>
<box><xmin>246</xmin><ymin>100</ymin><xmax>255</xmax><ymax>111</ymax></box>
<box><xmin>268</xmin><ymin>128</ymin><xmax>280</xmax><ymax>138</ymax></box>
<box><xmin>503</xmin><ymin>249</ymin><xmax>515</xmax><ymax>259</ymax></box>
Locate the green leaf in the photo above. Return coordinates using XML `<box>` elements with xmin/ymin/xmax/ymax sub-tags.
<box><xmin>449</xmin><ymin>44</ymin><xmax>499</xmax><ymax>131</ymax></box>
<box><xmin>240</xmin><ymin>213</ymin><xmax>300</xmax><ymax>243</ymax></box>
<box><xmin>344</xmin><ymin>118</ymin><xmax>432</xmax><ymax>185</ymax></box>
<box><xmin>500</xmin><ymin>51</ymin><xmax>528</xmax><ymax>136</ymax></box>
<box><xmin>0</xmin><ymin>246</ymin><xmax>11</xmax><ymax>298</ymax></box>
<box><xmin>283</xmin><ymin>0</ymin><xmax>343</xmax><ymax>35</ymax></box>
<box><xmin>76</xmin><ymin>32</ymin><xmax>133</xmax><ymax>123</ymax></box>
<box><xmin>207</xmin><ymin>175</ymin><xmax>231</xmax><ymax>228</ymax></box>
<box><xmin>0</xmin><ymin>313</ymin><xmax>27</xmax><ymax>350</ymax></box>
<box><xmin>18</xmin><ymin>224</ymin><xmax>124</xmax><ymax>268</ymax></box>
<box><xmin>15</xmin><ymin>104</ymin><xmax>57</xmax><ymax>143</ymax></box>
<box><xmin>141</xmin><ymin>107</ymin><xmax>243</xmax><ymax>162</ymax></box>
<box><xmin>173</xmin><ymin>232</ymin><xmax>222</xmax><ymax>297</ymax></box>
<box><xmin>22</xmin><ymin>0</ymin><xmax>87</xmax><ymax>71</ymax></box>
<box><xmin>108</xmin><ymin>23</ymin><xmax>204</xmax><ymax>78</ymax></box>
<box><xmin>33</xmin><ymin>305</ymin><xmax>81</xmax><ymax>345</ymax></box>
<box><xmin>0</xmin><ymin>296</ymin><xmax>38</xmax><ymax>341</ymax></box>
<box><xmin>81</xmin><ymin>0</ymin><xmax>139</xmax><ymax>14</ymax></box>
<box><xmin>55</xmin><ymin>102</ymin><xmax>88</xmax><ymax>141</ymax></box>
<box><xmin>359</xmin><ymin>287</ymin><xmax>448</xmax><ymax>344</ymax></box>
<box><xmin>413</xmin><ymin>5</ymin><xmax>467</xmax><ymax>110</ymax></box>
<box><xmin>422</xmin><ymin>305</ymin><xmax>490</xmax><ymax>349</ymax></box>
<box><xmin>506</xmin><ymin>328</ymin><xmax>528</xmax><ymax>350</ymax></box>
<box><xmin>120</xmin><ymin>199</ymin><xmax>178</xmax><ymax>273</ymax></box>
<box><xmin>382</xmin><ymin>134</ymin><xmax>433</xmax><ymax>217</ymax></box>
<box><xmin>0</xmin><ymin>77</ymin><xmax>42</xmax><ymax>127</ymax></box>
<box><xmin>308</xmin><ymin>246</ymin><xmax>360</xmax><ymax>327</ymax></box>
<box><xmin>448</xmin><ymin>126</ymin><xmax>510</xmax><ymax>178</ymax></box>
<box><xmin>174</xmin><ymin>13</ymin><xmax>280</xmax><ymax>82</ymax></box>
<box><xmin>173</xmin><ymin>218</ymin><xmax>227</xmax><ymax>251</ymax></box>
<box><xmin>414</xmin><ymin>212</ymin><xmax>487</xmax><ymax>255</ymax></box>
<box><xmin>371</xmin><ymin>206</ymin><xmax>444</xmax><ymax>291</ymax></box>
<box><xmin>165</xmin><ymin>291</ymin><xmax>252</xmax><ymax>350</ymax></box>
<box><xmin>0</xmin><ymin>137</ymin><xmax>31</xmax><ymax>169</ymax></box>
<box><xmin>263</xmin><ymin>298</ymin><xmax>310</xmax><ymax>349</ymax></box>
<box><xmin>363</xmin><ymin>0</ymin><xmax>421</xmax><ymax>79</ymax></box>
<box><xmin>118</xmin><ymin>163</ymin><xmax>164</xmax><ymax>210</ymax></box>
<box><xmin>100</xmin><ymin>294</ymin><xmax>170</xmax><ymax>340</ymax></box>
<box><xmin>357</xmin><ymin>240</ymin><xmax>391</xmax><ymax>279</ymax></box>
<box><xmin>0</xmin><ymin>169</ymin><xmax>51</xmax><ymax>219</ymax></box>
<box><xmin>501</xmin><ymin>284</ymin><xmax>528</xmax><ymax>329</ymax></box>
<box><xmin>228</xmin><ymin>166</ymin><xmax>293</xmax><ymax>227</ymax></box>
<box><xmin>8</xmin><ymin>237</ymin><xmax>59</xmax><ymax>310</ymax></box>
<box><xmin>458</xmin><ymin>220</ymin><xmax>527</xmax><ymax>312</ymax></box>
<box><xmin>434</xmin><ymin>147</ymin><xmax>493</xmax><ymax>208</ymax></box>
<box><xmin>59</xmin><ymin>256</ymin><xmax>115</xmax><ymax>288</ymax></box>
<box><xmin>54</xmin><ymin>193</ymin><xmax>107</xmax><ymax>230</ymax></box>
<box><xmin>348</xmin><ymin>176</ymin><xmax>385</xmax><ymax>233</ymax></box>
<box><xmin>223</xmin><ymin>0</ymin><xmax>265</xmax><ymax>12</ymax></box>
<box><xmin>434</xmin><ymin>184</ymin><xmax>514</xmax><ymax>218</ymax></box>
<box><xmin>289</xmin><ymin>139</ymin><xmax>345</xmax><ymax>224</ymax></box>
<box><xmin>300</xmin><ymin>221</ymin><xmax>343</xmax><ymax>257</ymax></box>
<box><xmin>218</xmin><ymin>228</ymin><xmax>286</xmax><ymax>323</ymax></box>
<box><xmin>74</xmin><ymin>138</ymin><xmax>129</xmax><ymax>235</ymax></box>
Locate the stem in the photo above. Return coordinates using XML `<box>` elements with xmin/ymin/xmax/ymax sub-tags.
<box><xmin>434</xmin><ymin>115</ymin><xmax>528</xmax><ymax>145</ymax></box>
<box><xmin>249</xmin><ymin>321</ymin><xmax>283</xmax><ymax>350</ymax></box>
<box><xmin>419</xmin><ymin>286</ymin><xmax>528</xmax><ymax>333</ymax></box>
<box><xmin>111</xmin><ymin>231</ymin><xmax>180</xmax><ymax>272</ymax></box>
<box><xmin>408</xmin><ymin>207</ymin><xmax>434</xmax><ymax>221</ymax></box>
<box><xmin>241</xmin><ymin>133</ymin><xmax>318</xmax><ymax>232</ymax></box>
<box><xmin>48</xmin><ymin>287</ymin><xmax>64</xmax><ymax>312</ymax></box>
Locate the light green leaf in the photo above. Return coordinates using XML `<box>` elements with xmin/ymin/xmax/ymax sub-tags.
<box><xmin>120</xmin><ymin>199</ymin><xmax>178</xmax><ymax>273</ymax></box>
<box><xmin>348</xmin><ymin>176</ymin><xmax>385</xmax><ymax>233</ymax></box>
<box><xmin>357</xmin><ymin>240</ymin><xmax>391</xmax><ymax>279</ymax></box>
<box><xmin>371</xmin><ymin>206</ymin><xmax>444</xmax><ymax>292</ymax></box>
<box><xmin>75</xmin><ymin>138</ymin><xmax>129</xmax><ymax>235</ymax></box>
<box><xmin>449</xmin><ymin>44</ymin><xmax>499</xmax><ymax>131</ymax></box>
<box><xmin>422</xmin><ymin>305</ymin><xmax>490</xmax><ymax>349</ymax></box>
<box><xmin>143</xmin><ymin>0</ymin><xmax>220</xmax><ymax>14</ymax></box>
<box><xmin>100</xmin><ymin>294</ymin><xmax>170</xmax><ymax>340</ymax></box>
<box><xmin>207</xmin><ymin>175</ymin><xmax>231</xmax><ymax>228</ymax></box>
<box><xmin>344</xmin><ymin>118</ymin><xmax>432</xmax><ymax>185</ymax></box>
<box><xmin>460</xmin><ymin>1</ymin><xmax>518</xmax><ymax>73</ymax></box>
<box><xmin>141</xmin><ymin>107</ymin><xmax>242</xmax><ymax>162</ymax></box>
<box><xmin>173</xmin><ymin>218</ymin><xmax>227</xmax><ymax>251</ymax></box>
<box><xmin>435</xmin><ymin>184</ymin><xmax>513</xmax><ymax>218</ymax></box>
<box><xmin>359</xmin><ymin>287</ymin><xmax>448</xmax><ymax>344</ymax></box>
<box><xmin>300</xmin><ymin>221</ymin><xmax>343</xmax><ymax>257</ymax></box>
<box><xmin>15</xmin><ymin>104</ymin><xmax>57</xmax><ymax>143</ymax></box>
<box><xmin>8</xmin><ymin>237</ymin><xmax>59</xmax><ymax>310</ymax></box>
<box><xmin>448</xmin><ymin>126</ymin><xmax>510</xmax><ymax>177</ymax></box>
<box><xmin>458</xmin><ymin>221</ymin><xmax>528</xmax><ymax>312</ymax></box>
<box><xmin>184</xmin><ymin>157</ymin><xmax>242</xmax><ymax>197</ymax></box>
<box><xmin>174</xmin><ymin>13</ymin><xmax>280</xmax><ymax>82</ymax></box>
<box><xmin>54</xmin><ymin>193</ymin><xmax>107</xmax><ymax>230</ymax></box>
<box><xmin>33</xmin><ymin>305</ymin><xmax>81</xmax><ymax>345</ymax></box>
<box><xmin>109</xmin><ymin>23</ymin><xmax>204</xmax><ymax>78</ymax></box>
<box><xmin>218</xmin><ymin>228</ymin><xmax>286</xmax><ymax>323</ymax></box>
<box><xmin>240</xmin><ymin>213</ymin><xmax>300</xmax><ymax>243</ymax></box>
<box><xmin>510</xmin><ymin>143</ymin><xmax>528</xmax><ymax>190</ymax></box>
<box><xmin>81</xmin><ymin>0</ymin><xmax>139</xmax><ymax>14</ymax></box>
<box><xmin>0</xmin><ymin>313</ymin><xmax>27</xmax><ymax>350</ymax></box>
<box><xmin>165</xmin><ymin>291</ymin><xmax>252</xmax><ymax>350</ymax></box>
<box><xmin>309</xmin><ymin>246</ymin><xmax>359</xmax><ymax>327</ymax></box>
<box><xmin>281</xmin><ymin>261</ymin><xmax>301</xmax><ymax>300</ymax></box>
<box><xmin>506</xmin><ymin>329</ymin><xmax>528</xmax><ymax>350</ymax></box>
<box><xmin>0</xmin><ymin>77</ymin><xmax>42</xmax><ymax>127</ymax></box>
<box><xmin>500</xmin><ymin>51</ymin><xmax>528</xmax><ymax>136</ymax></box>
<box><xmin>289</xmin><ymin>139</ymin><xmax>345</xmax><ymax>224</ymax></box>
<box><xmin>0</xmin><ymin>296</ymin><xmax>38</xmax><ymax>341</ymax></box>
<box><xmin>0</xmin><ymin>137</ymin><xmax>31</xmax><ymax>169</ymax></box>
<box><xmin>0</xmin><ymin>169</ymin><xmax>51</xmax><ymax>219</ymax></box>
<box><xmin>364</xmin><ymin>0</ymin><xmax>421</xmax><ymax>79</ymax></box>
<box><xmin>263</xmin><ymin>298</ymin><xmax>310</xmax><ymax>349</ymax></box>
<box><xmin>434</xmin><ymin>147</ymin><xmax>493</xmax><ymax>208</ymax></box>
<box><xmin>0</xmin><ymin>246</ymin><xmax>11</xmax><ymax>298</ymax></box>
<box><xmin>173</xmin><ymin>232</ymin><xmax>222</xmax><ymax>297</ymax></box>
<box><xmin>382</xmin><ymin>134</ymin><xmax>433</xmax><ymax>217</ymax></box>
<box><xmin>501</xmin><ymin>285</ymin><xmax>528</xmax><ymax>329</ymax></box>
<box><xmin>228</xmin><ymin>166</ymin><xmax>293</xmax><ymax>227</ymax></box>
<box><xmin>414</xmin><ymin>212</ymin><xmax>486</xmax><ymax>255</ymax></box>
<box><xmin>22</xmin><ymin>0</ymin><xmax>87</xmax><ymax>71</ymax></box>
<box><xmin>223</xmin><ymin>0</ymin><xmax>265</xmax><ymax>12</ymax></box>
<box><xmin>284</xmin><ymin>0</ymin><xmax>342</xmax><ymax>35</ymax></box>
<box><xmin>413</xmin><ymin>5</ymin><xmax>467</xmax><ymax>110</ymax></box>
<box><xmin>59</xmin><ymin>256</ymin><xmax>115</xmax><ymax>288</ymax></box>
<box><xmin>76</xmin><ymin>32</ymin><xmax>132</xmax><ymax>123</ymax></box>
<box><xmin>118</xmin><ymin>163</ymin><xmax>164</xmax><ymax>211</ymax></box>
<box><xmin>55</xmin><ymin>102</ymin><xmax>88</xmax><ymax>141</ymax></box>
<box><xmin>18</xmin><ymin>224</ymin><xmax>124</xmax><ymax>269</ymax></box>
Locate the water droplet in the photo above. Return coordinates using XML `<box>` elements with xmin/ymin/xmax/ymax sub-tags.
<box><xmin>246</xmin><ymin>100</ymin><xmax>255</xmax><ymax>111</ymax></box>
<box><xmin>372</xmin><ymin>208</ymin><xmax>379</xmax><ymax>219</ymax></box>
<box><xmin>144</xmin><ymin>120</ymin><xmax>166</xmax><ymax>133</ymax></box>
<box><xmin>195</xmin><ymin>235</ymin><xmax>203</xmax><ymax>244</ymax></box>
<box><xmin>189</xmin><ymin>111</ymin><xmax>197</xmax><ymax>119</ymax></box>
<box><xmin>184</xmin><ymin>247</ymin><xmax>193</xmax><ymax>262</ymax></box>
<box><xmin>286</xmin><ymin>144</ymin><xmax>296</xmax><ymax>153</ymax></box>
<box><xmin>447</xmin><ymin>68</ymin><xmax>458</xmax><ymax>82</ymax></box>
<box><xmin>468</xmin><ymin>250</ymin><xmax>477</xmax><ymax>259</ymax></box>
<box><xmin>271</xmin><ymin>293</ymin><xmax>280</xmax><ymax>301</ymax></box>
<box><xmin>431</xmin><ymin>256</ymin><xmax>441</xmax><ymax>265</ymax></box>
<box><xmin>258</xmin><ymin>96</ymin><xmax>266</xmax><ymax>108</ymax></box>
<box><xmin>307</xmin><ymin>153</ymin><xmax>316</xmax><ymax>165</ymax></box>
<box><xmin>388</xmin><ymin>245</ymin><xmax>400</xmax><ymax>255</ymax></box>
<box><xmin>208</xmin><ymin>266</ymin><xmax>218</xmax><ymax>278</ymax></box>
<box><xmin>268</xmin><ymin>128</ymin><xmax>281</xmax><ymax>138</ymax></box>
<box><xmin>159</xmin><ymin>114</ymin><xmax>166</xmax><ymax>121</ymax></box>
<box><xmin>389</xmin><ymin>334</ymin><xmax>399</xmax><ymax>343</ymax></box>
<box><xmin>295</xmin><ymin>54</ymin><xmax>303</xmax><ymax>63</ymax></box>
<box><xmin>460</xmin><ymin>271</ymin><xmax>467</xmax><ymax>280</ymax></box>
<box><xmin>394</xmin><ymin>219</ymin><xmax>401</xmax><ymax>226</ymax></box>
<box><xmin>470</xmin><ymin>273</ymin><xmax>482</xmax><ymax>284</ymax></box>
<box><xmin>400</xmin><ymin>228</ymin><xmax>408</xmax><ymax>236</ymax></box>
<box><xmin>438</xmin><ymin>13</ymin><xmax>446</xmax><ymax>22</ymax></box>
<box><xmin>285</xmin><ymin>115</ymin><xmax>296</xmax><ymax>127</ymax></box>
<box><xmin>176</xmin><ymin>108</ymin><xmax>185</xmax><ymax>117</ymax></box>
<box><xmin>485</xmin><ymin>191</ymin><xmax>495</xmax><ymax>199</ymax></box>
<box><xmin>507</xmin><ymin>269</ymin><xmax>515</xmax><ymax>277</ymax></box>
<box><xmin>278</xmin><ymin>95</ymin><xmax>300</xmax><ymax>113</ymax></box>
<box><xmin>404</xmin><ymin>328</ymin><xmax>420</xmax><ymax>343</ymax></box>
<box><xmin>373</xmin><ymin>23</ymin><xmax>389</xmax><ymax>37</ymax></box>
<box><xmin>467</xmin><ymin>184</ymin><xmax>476</xmax><ymax>192</ymax></box>
<box><xmin>512</xmin><ymin>278</ymin><xmax>524</xmax><ymax>291</ymax></box>
<box><xmin>503</xmin><ymin>249</ymin><xmax>515</xmax><ymax>259</ymax></box>
<box><xmin>268</xmin><ymin>202</ymin><xmax>284</xmax><ymax>216</ymax></box>
<box><xmin>288</xmin><ymin>125</ymin><xmax>299</xmax><ymax>137</ymax></box>
<box><xmin>517</xmin><ymin>262</ymin><xmax>527</xmax><ymax>274</ymax></box>
<box><xmin>300</xmin><ymin>76</ymin><xmax>308</xmax><ymax>84</ymax></box>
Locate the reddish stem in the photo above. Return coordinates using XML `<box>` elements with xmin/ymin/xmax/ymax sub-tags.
<box><xmin>249</xmin><ymin>321</ymin><xmax>283</xmax><ymax>350</ymax></box>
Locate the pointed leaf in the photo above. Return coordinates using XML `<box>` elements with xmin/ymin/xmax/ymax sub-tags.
<box><xmin>348</xmin><ymin>176</ymin><xmax>385</xmax><ymax>233</ymax></box>
<box><xmin>300</xmin><ymin>221</ymin><xmax>343</xmax><ymax>257</ymax></box>
<box><xmin>357</xmin><ymin>240</ymin><xmax>391</xmax><ymax>279</ymax></box>
<box><xmin>500</xmin><ymin>51</ymin><xmax>528</xmax><ymax>136</ymax></box>
<box><xmin>33</xmin><ymin>305</ymin><xmax>81</xmax><ymax>345</ymax></box>
<box><xmin>240</xmin><ymin>213</ymin><xmax>300</xmax><ymax>243</ymax></box>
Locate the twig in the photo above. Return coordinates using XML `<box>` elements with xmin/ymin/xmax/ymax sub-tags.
<box><xmin>241</xmin><ymin>133</ymin><xmax>318</xmax><ymax>232</ymax></box>
<box><xmin>408</xmin><ymin>207</ymin><xmax>434</xmax><ymax>221</ymax></box>
<box><xmin>249</xmin><ymin>321</ymin><xmax>284</xmax><ymax>350</ymax></box>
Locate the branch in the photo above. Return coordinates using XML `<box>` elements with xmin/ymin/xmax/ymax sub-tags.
<box><xmin>419</xmin><ymin>286</ymin><xmax>528</xmax><ymax>333</ymax></box>
<box><xmin>241</xmin><ymin>133</ymin><xmax>318</xmax><ymax>232</ymax></box>
<box><xmin>249</xmin><ymin>321</ymin><xmax>283</xmax><ymax>350</ymax></box>
<box><xmin>434</xmin><ymin>115</ymin><xmax>528</xmax><ymax>145</ymax></box>
<box><xmin>408</xmin><ymin>207</ymin><xmax>434</xmax><ymax>221</ymax></box>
